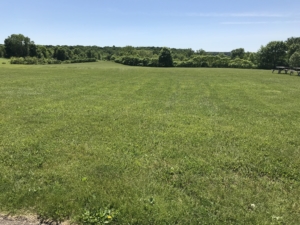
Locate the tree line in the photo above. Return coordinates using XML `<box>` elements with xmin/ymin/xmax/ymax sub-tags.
<box><xmin>1</xmin><ymin>34</ymin><xmax>300</xmax><ymax>68</ymax></box>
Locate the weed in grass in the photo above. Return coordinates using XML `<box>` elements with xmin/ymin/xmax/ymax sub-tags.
<box><xmin>78</xmin><ymin>207</ymin><xmax>118</xmax><ymax>225</ymax></box>
<box><xmin>38</xmin><ymin>202</ymin><xmax>69</xmax><ymax>224</ymax></box>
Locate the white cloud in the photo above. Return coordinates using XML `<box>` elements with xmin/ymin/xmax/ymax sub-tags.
<box><xmin>221</xmin><ymin>20</ymin><xmax>300</xmax><ymax>25</ymax></box>
<box><xmin>103</xmin><ymin>10</ymin><xmax>298</xmax><ymax>18</ymax></box>
<box><xmin>184</xmin><ymin>12</ymin><xmax>288</xmax><ymax>18</ymax></box>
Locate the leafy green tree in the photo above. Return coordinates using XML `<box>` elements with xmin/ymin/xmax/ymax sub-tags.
<box><xmin>289</xmin><ymin>51</ymin><xmax>300</xmax><ymax>67</ymax></box>
<box><xmin>286</xmin><ymin>37</ymin><xmax>300</xmax><ymax>48</ymax></box>
<box><xmin>0</xmin><ymin>45</ymin><xmax>5</xmax><ymax>57</ymax></box>
<box><xmin>287</xmin><ymin>43</ymin><xmax>300</xmax><ymax>59</ymax></box>
<box><xmin>4</xmin><ymin>34</ymin><xmax>35</xmax><ymax>58</ymax></box>
<box><xmin>212</xmin><ymin>55</ymin><xmax>230</xmax><ymax>68</ymax></box>
<box><xmin>67</xmin><ymin>48</ymin><xmax>74</xmax><ymax>59</ymax></box>
<box><xmin>256</xmin><ymin>41</ymin><xmax>287</xmax><ymax>69</ymax></box>
<box><xmin>73</xmin><ymin>48</ymin><xmax>82</xmax><ymax>56</ymax></box>
<box><xmin>137</xmin><ymin>50</ymin><xmax>153</xmax><ymax>58</ymax></box>
<box><xmin>185</xmin><ymin>48</ymin><xmax>194</xmax><ymax>58</ymax></box>
<box><xmin>37</xmin><ymin>45</ymin><xmax>48</xmax><ymax>58</ymax></box>
<box><xmin>228</xmin><ymin>58</ymin><xmax>255</xmax><ymax>68</ymax></box>
<box><xmin>86</xmin><ymin>49</ymin><xmax>97</xmax><ymax>59</ymax></box>
<box><xmin>196</xmin><ymin>49</ymin><xmax>206</xmax><ymax>55</ymax></box>
<box><xmin>53</xmin><ymin>47</ymin><xmax>68</xmax><ymax>61</ymax></box>
<box><xmin>248</xmin><ymin>52</ymin><xmax>257</xmax><ymax>64</ymax></box>
<box><xmin>231</xmin><ymin>48</ymin><xmax>245</xmax><ymax>59</ymax></box>
<box><xmin>152</xmin><ymin>48</ymin><xmax>160</xmax><ymax>55</ymax></box>
<box><xmin>121</xmin><ymin>46</ymin><xmax>136</xmax><ymax>56</ymax></box>
<box><xmin>173</xmin><ymin>53</ymin><xmax>186</xmax><ymax>61</ymax></box>
<box><xmin>29</xmin><ymin>43</ymin><xmax>37</xmax><ymax>57</ymax></box>
<box><xmin>217</xmin><ymin>53</ymin><xmax>227</xmax><ymax>58</ymax></box>
<box><xmin>158</xmin><ymin>47</ymin><xmax>173</xmax><ymax>67</ymax></box>
<box><xmin>73</xmin><ymin>48</ymin><xmax>85</xmax><ymax>59</ymax></box>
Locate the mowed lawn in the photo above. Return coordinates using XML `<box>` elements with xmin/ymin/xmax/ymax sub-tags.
<box><xmin>0</xmin><ymin>61</ymin><xmax>300</xmax><ymax>224</ymax></box>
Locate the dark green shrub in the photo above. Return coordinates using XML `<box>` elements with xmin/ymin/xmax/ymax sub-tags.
<box><xmin>158</xmin><ymin>47</ymin><xmax>173</xmax><ymax>67</ymax></box>
<box><xmin>24</xmin><ymin>56</ymin><xmax>38</xmax><ymax>64</ymax></box>
<box><xmin>289</xmin><ymin>51</ymin><xmax>300</xmax><ymax>67</ymax></box>
<box><xmin>142</xmin><ymin>57</ymin><xmax>150</xmax><ymax>66</ymax></box>
<box><xmin>70</xmin><ymin>58</ymin><xmax>97</xmax><ymax>63</ymax></box>
<box><xmin>201</xmin><ymin>62</ymin><xmax>209</xmax><ymax>67</ymax></box>
<box><xmin>10</xmin><ymin>57</ymin><xmax>25</xmax><ymax>64</ymax></box>
<box><xmin>176</xmin><ymin>60</ymin><xmax>195</xmax><ymax>67</ymax></box>
<box><xmin>228</xmin><ymin>58</ymin><xmax>255</xmax><ymax>68</ymax></box>
<box><xmin>47</xmin><ymin>59</ymin><xmax>62</xmax><ymax>64</ymax></box>
<box><xmin>120</xmin><ymin>56</ymin><xmax>143</xmax><ymax>66</ymax></box>
<box><xmin>148</xmin><ymin>58</ymin><xmax>159</xmax><ymax>67</ymax></box>
<box><xmin>114</xmin><ymin>57</ymin><xmax>122</xmax><ymax>64</ymax></box>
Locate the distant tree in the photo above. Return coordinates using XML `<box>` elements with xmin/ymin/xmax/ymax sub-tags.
<box><xmin>287</xmin><ymin>43</ymin><xmax>300</xmax><ymax>59</ymax></box>
<box><xmin>29</xmin><ymin>43</ymin><xmax>37</xmax><ymax>57</ymax></box>
<box><xmin>289</xmin><ymin>51</ymin><xmax>300</xmax><ymax>67</ymax></box>
<box><xmin>4</xmin><ymin>34</ymin><xmax>35</xmax><ymax>58</ymax></box>
<box><xmin>256</xmin><ymin>41</ymin><xmax>287</xmax><ymax>69</ymax></box>
<box><xmin>46</xmin><ymin>48</ymin><xmax>53</xmax><ymax>58</ymax></box>
<box><xmin>0</xmin><ymin>45</ymin><xmax>5</xmax><ymax>57</ymax></box>
<box><xmin>53</xmin><ymin>47</ymin><xmax>68</xmax><ymax>61</ymax></box>
<box><xmin>248</xmin><ymin>52</ymin><xmax>257</xmax><ymax>64</ymax></box>
<box><xmin>36</xmin><ymin>45</ymin><xmax>48</xmax><ymax>58</ymax></box>
<box><xmin>158</xmin><ymin>47</ymin><xmax>173</xmax><ymax>67</ymax></box>
<box><xmin>212</xmin><ymin>55</ymin><xmax>230</xmax><ymax>68</ymax></box>
<box><xmin>283</xmin><ymin>37</ymin><xmax>300</xmax><ymax>62</ymax></box>
<box><xmin>217</xmin><ymin>52</ymin><xmax>227</xmax><ymax>58</ymax></box>
<box><xmin>228</xmin><ymin>58</ymin><xmax>255</xmax><ymax>68</ymax></box>
<box><xmin>173</xmin><ymin>53</ymin><xmax>186</xmax><ymax>61</ymax></box>
<box><xmin>73</xmin><ymin>48</ymin><xmax>82</xmax><ymax>55</ymax></box>
<box><xmin>137</xmin><ymin>50</ymin><xmax>153</xmax><ymax>58</ymax></box>
<box><xmin>121</xmin><ymin>46</ymin><xmax>136</xmax><ymax>56</ymax></box>
<box><xmin>185</xmin><ymin>48</ymin><xmax>194</xmax><ymax>58</ymax></box>
<box><xmin>73</xmin><ymin>48</ymin><xmax>85</xmax><ymax>59</ymax></box>
<box><xmin>286</xmin><ymin>37</ymin><xmax>300</xmax><ymax>48</ymax></box>
<box><xmin>231</xmin><ymin>48</ymin><xmax>245</xmax><ymax>59</ymax></box>
<box><xmin>196</xmin><ymin>49</ymin><xmax>206</xmax><ymax>55</ymax></box>
<box><xmin>86</xmin><ymin>49</ymin><xmax>97</xmax><ymax>59</ymax></box>
<box><xmin>152</xmin><ymin>47</ymin><xmax>160</xmax><ymax>55</ymax></box>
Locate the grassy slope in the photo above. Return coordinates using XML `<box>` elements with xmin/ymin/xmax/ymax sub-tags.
<box><xmin>0</xmin><ymin>61</ymin><xmax>299</xmax><ymax>224</ymax></box>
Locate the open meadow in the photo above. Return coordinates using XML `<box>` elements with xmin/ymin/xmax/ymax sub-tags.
<box><xmin>0</xmin><ymin>60</ymin><xmax>300</xmax><ymax>224</ymax></box>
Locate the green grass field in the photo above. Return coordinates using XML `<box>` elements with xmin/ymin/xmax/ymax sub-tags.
<box><xmin>0</xmin><ymin>61</ymin><xmax>300</xmax><ymax>224</ymax></box>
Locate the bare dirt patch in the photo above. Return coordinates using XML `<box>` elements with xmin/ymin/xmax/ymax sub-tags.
<box><xmin>0</xmin><ymin>214</ymin><xmax>71</xmax><ymax>225</ymax></box>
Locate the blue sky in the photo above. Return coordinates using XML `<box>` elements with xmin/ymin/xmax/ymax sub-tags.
<box><xmin>2</xmin><ymin>0</ymin><xmax>300</xmax><ymax>52</ymax></box>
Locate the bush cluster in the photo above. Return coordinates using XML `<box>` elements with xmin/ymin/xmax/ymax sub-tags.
<box><xmin>69</xmin><ymin>58</ymin><xmax>97</xmax><ymax>63</ymax></box>
<box><xmin>114</xmin><ymin>56</ymin><xmax>159</xmax><ymax>67</ymax></box>
<box><xmin>10</xmin><ymin>57</ymin><xmax>97</xmax><ymax>65</ymax></box>
<box><xmin>176</xmin><ymin>57</ymin><xmax>255</xmax><ymax>68</ymax></box>
<box><xmin>114</xmin><ymin>55</ymin><xmax>256</xmax><ymax>69</ymax></box>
